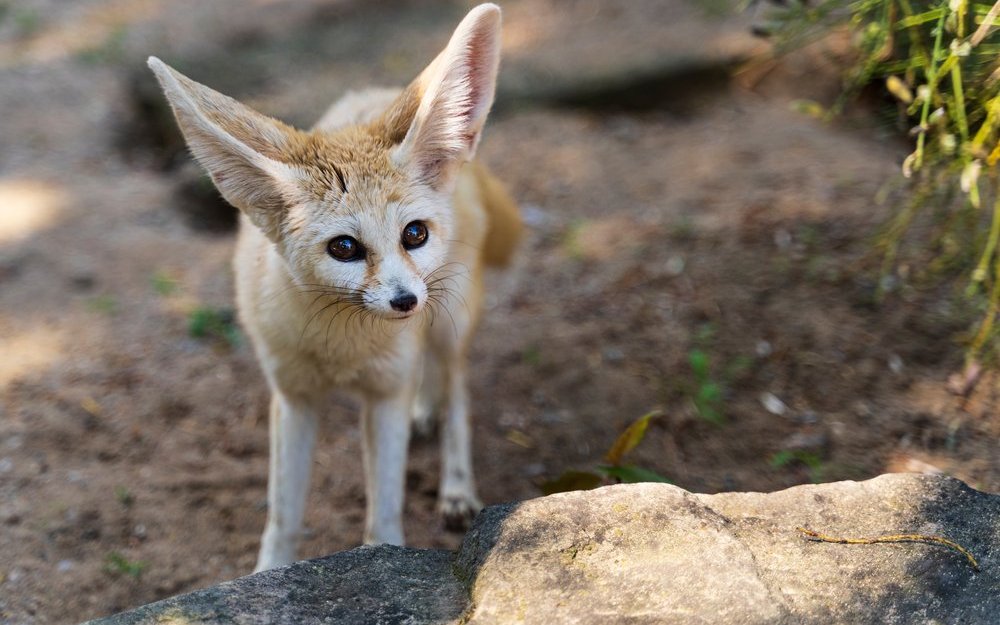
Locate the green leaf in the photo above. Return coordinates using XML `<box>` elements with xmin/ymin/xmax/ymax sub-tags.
<box><xmin>791</xmin><ymin>99</ymin><xmax>826</xmax><ymax>119</ymax></box>
<box><xmin>688</xmin><ymin>349</ymin><xmax>710</xmax><ymax>377</ymax></box>
<box><xmin>895</xmin><ymin>8</ymin><xmax>944</xmax><ymax>29</ymax></box>
<box><xmin>114</xmin><ymin>485</ymin><xmax>134</xmax><ymax>507</ymax></box>
<box><xmin>188</xmin><ymin>306</ymin><xmax>241</xmax><ymax>346</ymax></box>
<box><xmin>539</xmin><ymin>470</ymin><xmax>603</xmax><ymax>495</ymax></box>
<box><xmin>697</xmin><ymin>381</ymin><xmax>722</xmax><ymax>403</ymax></box>
<box><xmin>598</xmin><ymin>464</ymin><xmax>672</xmax><ymax>484</ymax></box>
<box><xmin>770</xmin><ymin>450</ymin><xmax>823</xmax><ymax>469</ymax></box>
<box><xmin>104</xmin><ymin>552</ymin><xmax>147</xmax><ymax>579</ymax></box>
<box><xmin>151</xmin><ymin>271</ymin><xmax>177</xmax><ymax>296</ymax></box>
<box><xmin>604</xmin><ymin>411</ymin><xmax>660</xmax><ymax>466</ymax></box>
<box><xmin>770</xmin><ymin>450</ymin><xmax>795</xmax><ymax>468</ymax></box>
<box><xmin>521</xmin><ymin>346</ymin><xmax>541</xmax><ymax>366</ymax></box>
<box><xmin>694</xmin><ymin>401</ymin><xmax>725</xmax><ymax>425</ymax></box>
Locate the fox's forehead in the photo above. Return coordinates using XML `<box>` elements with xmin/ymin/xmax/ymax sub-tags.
<box><xmin>281</xmin><ymin>126</ymin><xmax>448</xmax><ymax>242</ymax></box>
<box><xmin>285</xmin><ymin>126</ymin><xmax>407</xmax><ymax>204</ymax></box>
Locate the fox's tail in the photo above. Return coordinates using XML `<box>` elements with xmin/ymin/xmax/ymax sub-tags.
<box><xmin>471</xmin><ymin>161</ymin><xmax>523</xmax><ymax>268</ymax></box>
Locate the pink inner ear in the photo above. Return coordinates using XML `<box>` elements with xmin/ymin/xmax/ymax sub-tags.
<box><xmin>402</xmin><ymin>7</ymin><xmax>500</xmax><ymax>187</ymax></box>
<box><xmin>463</xmin><ymin>14</ymin><xmax>501</xmax><ymax>132</ymax></box>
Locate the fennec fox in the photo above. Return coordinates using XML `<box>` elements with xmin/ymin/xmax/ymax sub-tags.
<box><xmin>148</xmin><ymin>3</ymin><xmax>520</xmax><ymax>571</ymax></box>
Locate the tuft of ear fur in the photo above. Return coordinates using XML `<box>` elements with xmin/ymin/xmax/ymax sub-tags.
<box><xmin>147</xmin><ymin>57</ymin><xmax>303</xmax><ymax>240</ymax></box>
<box><xmin>392</xmin><ymin>4</ymin><xmax>502</xmax><ymax>191</ymax></box>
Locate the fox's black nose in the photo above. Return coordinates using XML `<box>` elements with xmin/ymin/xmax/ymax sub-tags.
<box><xmin>390</xmin><ymin>291</ymin><xmax>418</xmax><ymax>312</ymax></box>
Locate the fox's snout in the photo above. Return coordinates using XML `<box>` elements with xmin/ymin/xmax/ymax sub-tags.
<box><xmin>389</xmin><ymin>291</ymin><xmax>418</xmax><ymax>312</ymax></box>
<box><xmin>363</xmin><ymin>264</ymin><xmax>429</xmax><ymax>319</ymax></box>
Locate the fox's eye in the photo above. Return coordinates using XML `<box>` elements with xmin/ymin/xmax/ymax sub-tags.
<box><xmin>401</xmin><ymin>221</ymin><xmax>428</xmax><ymax>250</ymax></box>
<box><xmin>327</xmin><ymin>236</ymin><xmax>365</xmax><ymax>262</ymax></box>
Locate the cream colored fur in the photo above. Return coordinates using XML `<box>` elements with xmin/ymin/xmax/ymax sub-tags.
<box><xmin>148</xmin><ymin>3</ymin><xmax>520</xmax><ymax>572</ymax></box>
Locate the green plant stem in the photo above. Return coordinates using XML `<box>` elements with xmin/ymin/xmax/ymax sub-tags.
<box><xmin>951</xmin><ymin>64</ymin><xmax>970</xmax><ymax>145</ymax></box>
<box><xmin>972</xmin><ymin>182</ymin><xmax>1000</xmax><ymax>355</ymax></box>
<box><xmin>970</xmin><ymin>181</ymin><xmax>1000</xmax><ymax>288</ymax></box>
<box><xmin>914</xmin><ymin>6</ymin><xmax>949</xmax><ymax>171</ymax></box>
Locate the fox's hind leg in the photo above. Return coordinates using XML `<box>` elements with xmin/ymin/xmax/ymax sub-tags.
<box><xmin>436</xmin><ymin>352</ymin><xmax>482</xmax><ymax>529</ymax></box>
<box><xmin>411</xmin><ymin>353</ymin><xmax>443</xmax><ymax>439</ymax></box>
<box><xmin>426</xmin><ymin>274</ymin><xmax>484</xmax><ymax>530</ymax></box>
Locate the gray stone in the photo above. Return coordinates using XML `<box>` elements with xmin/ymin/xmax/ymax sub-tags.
<box><xmin>86</xmin><ymin>474</ymin><xmax>1000</xmax><ymax>625</ymax></box>
<box><xmin>85</xmin><ymin>545</ymin><xmax>466</xmax><ymax>625</ymax></box>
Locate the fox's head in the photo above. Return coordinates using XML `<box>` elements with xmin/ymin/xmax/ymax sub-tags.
<box><xmin>149</xmin><ymin>4</ymin><xmax>502</xmax><ymax>319</ymax></box>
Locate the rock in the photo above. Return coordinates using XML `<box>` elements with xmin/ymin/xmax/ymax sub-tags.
<box><xmin>85</xmin><ymin>474</ymin><xmax>1000</xmax><ymax>625</ymax></box>
<box><xmin>86</xmin><ymin>545</ymin><xmax>466</xmax><ymax>625</ymax></box>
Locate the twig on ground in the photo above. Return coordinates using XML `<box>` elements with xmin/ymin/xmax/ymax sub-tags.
<box><xmin>797</xmin><ymin>526</ymin><xmax>980</xmax><ymax>571</ymax></box>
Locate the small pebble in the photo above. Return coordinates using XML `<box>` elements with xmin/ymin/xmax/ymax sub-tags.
<box><xmin>774</xmin><ymin>229</ymin><xmax>792</xmax><ymax>250</ymax></box>
<box><xmin>57</xmin><ymin>560</ymin><xmax>74</xmax><ymax>573</ymax></box>
<box><xmin>755</xmin><ymin>340</ymin><xmax>772</xmax><ymax>358</ymax></box>
<box><xmin>796</xmin><ymin>411</ymin><xmax>819</xmax><ymax>425</ymax></box>
<box><xmin>780</xmin><ymin>430</ymin><xmax>829</xmax><ymax>454</ymax></box>
<box><xmin>540</xmin><ymin>410</ymin><xmax>569</xmax><ymax>425</ymax></box>
<box><xmin>879</xmin><ymin>274</ymin><xmax>898</xmax><ymax>293</ymax></box>
<box><xmin>888</xmin><ymin>353</ymin><xmax>903</xmax><ymax>375</ymax></box>
<box><xmin>760</xmin><ymin>392</ymin><xmax>787</xmax><ymax>416</ymax></box>
<box><xmin>602</xmin><ymin>347</ymin><xmax>624</xmax><ymax>363</ymax></box>
<box><xmin>519</xmin><ymin>204</ymin><xmax>549</xmax><ymax>228</ymax></box>
<box><xmin>523</xmin><ymin>463</ymin><xmax>546</xmax><ymax>477</ymax></box>
<box><xmin>664</xmin><ymin>255</ymin><xmax>685</xmax><ymax>276</ymax></box>
<box><xmin>851</xmin><ymin>401</ymin><xmax>874</xmax><ymax>418</ymax></box>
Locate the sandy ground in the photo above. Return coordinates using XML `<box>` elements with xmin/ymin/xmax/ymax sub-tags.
<box><xmin>1</xmin><ymin>1</ymin><xmax>999</xmax><ymax>623</ymax></box>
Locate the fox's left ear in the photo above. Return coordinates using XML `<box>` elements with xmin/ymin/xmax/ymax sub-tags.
<box><xmin>392</xmin><ymin>3</ymin><xmax>502</xmax><ymax>191</ymax></box>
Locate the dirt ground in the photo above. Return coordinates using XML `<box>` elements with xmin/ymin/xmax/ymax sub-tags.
<box><xmin>2</xmin><ymin>1</ymin><xmax>999</xmax><ymax>623</ymax></box>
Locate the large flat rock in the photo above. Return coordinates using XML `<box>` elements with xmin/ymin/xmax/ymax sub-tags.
<box><xmin>86</xmin><ymin>474</ymin><xmax>1000</xmax><ymax>624</ymax></box>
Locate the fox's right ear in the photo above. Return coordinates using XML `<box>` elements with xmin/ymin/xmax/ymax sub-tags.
<box><xmin>390</xmin><ymin>4</ymin><xmax>502</xmax><ymax>191</ymax></box>
<box><xmin>147</xmin><ymin>57</ymin><xmax>303</xmax><ymax>240</ymax></box>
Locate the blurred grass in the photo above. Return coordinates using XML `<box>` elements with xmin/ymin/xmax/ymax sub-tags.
<box><xmin>766</xmin><ymin>0</ymin><xmax>1000</xmax><ymax>366</ymax></box>
<box><xmin>188</xmin><ymin>306</ymin><xmax>241</xmax><ymax>347</ymax></box>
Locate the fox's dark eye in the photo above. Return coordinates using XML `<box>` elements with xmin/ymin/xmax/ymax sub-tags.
<box><xmin>327</xmin><ymin>236</ymin><xmax>365</xmax><ymax>262</ymax></box>
<box><xmin>402</xmin><ymin>221</ymin><xmax>428</xmax><ymax>250</ymax></box>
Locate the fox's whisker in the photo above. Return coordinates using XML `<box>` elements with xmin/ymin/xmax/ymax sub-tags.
<box><xmin>299</xmin><ymin>298</ymin><xmax>345</xmax><ymax>348</ymax></box>
<box><xmin>444</xmin><ymin>238</ymin><xmax>481</xmax><ymax>251</ymax></box>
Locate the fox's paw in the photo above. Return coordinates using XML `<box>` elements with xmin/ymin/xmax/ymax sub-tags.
<box><xmin>438</xmin><ymin>493</ymin><xmax>482</xmax><ymax>532</ymax></box>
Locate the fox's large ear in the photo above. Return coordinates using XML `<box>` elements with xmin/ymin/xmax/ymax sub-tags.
<box><xmin>391</xmin><ymin>4</ymin><xmax>501</xmax><ymax>191</ymax></box>
<box><xmin>147</xmin><ymin>57</ymin><xmax>303</xmax><ymax>240</ymax></box>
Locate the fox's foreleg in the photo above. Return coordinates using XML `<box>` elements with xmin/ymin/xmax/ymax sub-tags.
<box><xmin>255</xmin><ymin>390</ymin><xmax>319</xmax><ymax>572</ymax></box>
<box><xmin>361</xmin><ymin>382</ymin><xmax>416</xmax><ymax>545</ymax></box>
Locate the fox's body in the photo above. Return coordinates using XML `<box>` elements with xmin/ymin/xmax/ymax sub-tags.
<box><xmin>149</xmin><ymin>4</ymin><xmax>519</xmax><ymax>572</ymax></box>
